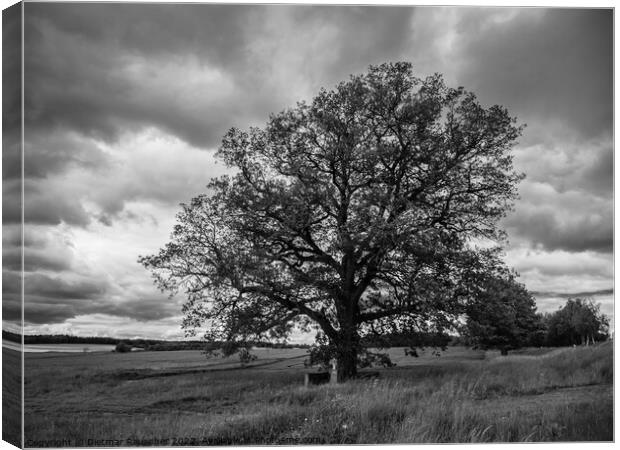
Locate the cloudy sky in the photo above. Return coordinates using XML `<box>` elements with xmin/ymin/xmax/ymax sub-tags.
<box><xmin>2</xmin><ymin>4</ymin><xmax>613</xmax><ymax>339</ymax></box>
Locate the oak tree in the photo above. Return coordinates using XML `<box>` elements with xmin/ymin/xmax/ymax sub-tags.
<box><xmin>140</xmin><ymin>62</ymin><xmax>524</xmax><ymax>380</ymax></box>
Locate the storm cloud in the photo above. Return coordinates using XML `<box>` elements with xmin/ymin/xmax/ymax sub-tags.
<box><xmin>23</xmin><ymin>4</ymin><xmax>418</xmax><ymax>149</ymax></box>
<box><xmin>503</xmin><ymin>181</ymin><xmax>613</xmax><ymax>253</ymax></box>
<box><xmin>456</xmin><ymin>8</ymin><xmax>612</xmax><ymax>142</ymax></box>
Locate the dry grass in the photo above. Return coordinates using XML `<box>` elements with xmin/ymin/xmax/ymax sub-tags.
<box><xmin>23</xmin><ymin>342</ymin><xmax>613</xmax><ymax>445</ymax></box>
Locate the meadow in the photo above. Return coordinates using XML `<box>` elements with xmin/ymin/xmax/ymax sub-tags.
<box><xmin>22</xmin><ymin>342</ymin><xmax>613</xmax><ymax>445</ymax></box>
<box><xmin>3</xmin><ymin>348</ymin><xmax>21</xmax><ymax>447</ymax></box>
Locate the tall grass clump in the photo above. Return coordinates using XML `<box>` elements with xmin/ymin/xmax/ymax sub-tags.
<box><xmin>465</xmin><ymin>343</ymin><xmax>613</xmax><ymax>398</ymax></box>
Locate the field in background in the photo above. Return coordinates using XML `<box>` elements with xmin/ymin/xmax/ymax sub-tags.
<box><xmin>3</xmin><ymin>343</ymin><xmax>118</xmax><ymax>353</ymax></box>
<box><xmin>24</xmin><ymin>343</ymin><xmax>613</xmax><ymax>444</ymax></box>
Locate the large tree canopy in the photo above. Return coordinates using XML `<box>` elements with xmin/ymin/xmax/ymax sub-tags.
<box><xmin>140</xmin><ymin>62</ymin><xmax>524</xmax><ymax>380</ymax></box>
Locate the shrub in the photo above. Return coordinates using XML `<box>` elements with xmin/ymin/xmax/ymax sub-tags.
<box><xmin>115</xmin><ymin>341</ymin><xmax>132</xmax><ymax>353</ymax></box>
<box><xmin>238</xmin><ymin>347</ymin><xmax>257</xmax><ymax>365</ymax></box>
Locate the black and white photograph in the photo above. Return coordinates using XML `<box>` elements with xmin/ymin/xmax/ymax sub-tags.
<box><xmin>1</xmin><ymin>1</ymin><xmax>614</xmax><ymax>447</ymax></box>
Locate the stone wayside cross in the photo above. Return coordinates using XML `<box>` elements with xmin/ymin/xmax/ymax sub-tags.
<box><xmin>303</xmin><ymin>359</ymin><xmax>339</xmax><ymax>387</ymax></box>
<box><xmin>330</xmin><ymin>359</ymin><xmax>338</xmax><ymax>384</ymax></box>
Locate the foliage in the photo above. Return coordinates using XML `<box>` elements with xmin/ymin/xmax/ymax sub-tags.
<box><xmin>304</xmin><ymin>332</ymin><xmax>396</xmax><ymax>370</ymax></box>
<box><xmin>544</xmin><ymin>298</ymin><xmax>609</xmax><ymax>346</ymax></box>
<box><xmin>362</xmin><ymin>330</ymin><xmax>451</xmax><ymax>358</ymax></box>
<box><xmin>304</xmin><ymin>332</ymin><xmax>335</xmax><ymax>370</ymax></box>
<box><xmin>115</xmin><ymin>341</ymin><xmax>132</xmax><ymax>353</ymax></box>
<box><xmin>237</xmin><ymin>347</ymin><xmax>258</xmax><ymax>365</ymax></box>
<box><xmin>4</xmin><ymin>332</ymin><xmax>120</xmax><ymax>345</ymax></box>
<box><xmin>464</xmin><ymin>273</ymin><xmax>543</xmax><ymax>354</ymax></box>
<box><xmin>140</xmin><ymin>61</ymin><xmax>524</xmax><ymax>380</ymax></box>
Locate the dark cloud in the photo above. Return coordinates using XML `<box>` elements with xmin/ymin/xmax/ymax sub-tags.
<box><xmin>279</xmin><ymin>6</ymin><xmax>417</xmax><ymax>85</ymax></box>
<box><xmin>2</xmin><ymin>180</ymin><xmax>21</xmax><ymax>223</ymax></box>
<box><xmin>25</xmin><ymin>3</ymin><xmax>249</xmax><ymax>63</ymax></box>
<box><xmin>3</xmin><ymin>225</ymin><xmax>75</xmax><ymax>273</ymax></box>
<box><xmin>2</xmin><ymin>222</ymin><xmax>183</xmax><ymax>325</ymax></box>
<box><xmin>456</xmin><ymin>9</ymin><xmax>612</xmax><ymax>143</ymax></box>
<box><xmin>2</xmin><ymin>4</ymin><xmax>22</xmax><ymax>308</ymax></box>
<box><xmin>3</xmin><ymin>2</ymin><xmax>22</xmax><ymax>132</ymax></box>
<box><xmin>2</xmin><ymin>178</ymin><xmax>22</xmax><ymax>228</ymax></box>
<box><xmin>96</xmin><ymin>296</ymin><xmax>180</xmax><ymax>323</ymax></box>
<box><xmin>22</xmin><ymin>304</ymin><xmax>78</xmax><ymax>325</ymax></box>
<box><xmin>23</xmin><ymin>293</ymin><xmax>180</xmax><ymax>325</ymax></box>
<box><xmin>24</xmin><ymin>273</ymin><xmax>106</xmax><ymax>300</ymax></box>
<box><xmin>3</xmin><ymin>131</ymin><xmax>109</xmax><ymax>228</ymax></box>
<box><xmin>23</xmin><ymin>3</ymin><xmax>261</xmax><ymax>147</ymax></box>
<box><xmin>578</xmin><ymin>146</ymin><xmax>614</xmax><ymax>197</ymax></box>
<box><xmin>3</xmin><ymin>223</ymin><xmax>68</xmax><ymax>251</ymax></box>
<box><xmin>2</xmin><ymin>135</ymin><xmax>21</xmax><ymax>182</ymax></box>
<box><xmin>3</xmin><ymin>300</ymin><xmax>22</xmax><ymax>323</ymax></box>
<box><xmin>2</xmin><ymin>270</ymin><xmax>20</xmax><ymax>295</ymax></box>
<box><xmin>3</xmin><ymin>247</ymin><xmax>71</xmax><ymax>273</ymax></box>
<box><xmin>504</xmin><ymin>200</ymin><xmax>613</xmax><ymax>253</ymax></box>
<box><xmin>25</xmin><ymin>183</ymin><xmax>91</xmax><ymax>226</ymax></box>
<box><xmin>4</xmin><ymin>179</ymin><xmax>91</xmax><ymax>226</ymax></box>
<box><xmin>21</xmin><ymin>5</ymin><xmax>613</xmax><ymax>174</ymax></box>
<box><xmin>531</xmin><ymin>289</ymin><xmax>613</xmax><ymax>299</ymax></box>
<box><xmin>20</xmin><ymin>271</ymin><xmax>180</xmax><ymax>324</ymax></box>
<box><xmin>23</xmin><ymin>298</ymin><xmax>177</xmax><ymax>325</ymax></box>
<box><xmin>2</xmin><ymin>270</ymin><xmax>21</xmax><ymax>322</ymax></box>
<box><xmin>23</xmin><ymin>131</ymin><xmax>110</xmax><ymax>179</ymax></box>
<box><xmin>24</xmin><ymin>4</ymin><xmax>417</xmax><ymax>149</ymax></box>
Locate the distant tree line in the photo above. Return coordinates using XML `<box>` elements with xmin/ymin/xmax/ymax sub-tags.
<box><xmin>3</xmin><ymin>331</ymin><xmax>22</xmax><ymax>343</ymax></box>
<box><xmin>455</xmin><ymin>296</ymin><xmax>609</xmax><ymax>351</ymax></box>
<box><xmin>542</xmin><ymin>298</ymin><xmax>609</xmax><ymax>346</ymax></box>
<box><xmin>146</xmin><ymin>340</ymin><xmax>311</xmax><ymax>352</ymax></box>
<box><xmin>361</xmin><ymin>331</ymin><xmax>451</xmax><ymax>350</ymax></box>
<box><xmin>2</xmin><ymin>331</ymin><xmax>310</xmax><ymax>351</ymax></box>
<box><xmin>2</xmin><ymin>332</ymin><xmax>119</xmax><ymax>345</ymax></box>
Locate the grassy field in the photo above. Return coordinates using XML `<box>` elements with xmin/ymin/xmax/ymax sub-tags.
<box><xmin>23</xmin><ymin>343</ymin><xmax>613</xmax><ymax>445</ymax></box>
<box><xmin>3</xmin><ymin>347</ymin><xmax>22</xmax><ymax>447</ymax></box>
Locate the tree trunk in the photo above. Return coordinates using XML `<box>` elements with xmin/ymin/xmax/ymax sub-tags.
<box><xmin>500</xmin><ymin>347</ymin><xmax>508</xmax><ymax>356</ymax></box>
<box><xmin>334</xmin><ymin>325</ymin><xmax>359</xmax><ymax>382</ymax></box>
<box><xmin>336</xmin><ymin>348</ymin><xmax>358</xmax><ymax>382</ymax></box>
